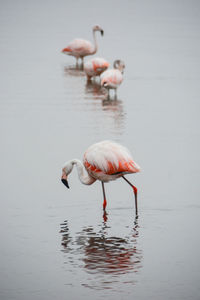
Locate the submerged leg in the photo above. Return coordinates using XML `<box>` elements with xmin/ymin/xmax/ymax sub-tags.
<box><xmin>122</xmin><ymin>175</ymin><xmax>138</xmax><ymax>216</ymax></box>
<box><xmin>81</xmin><ymin>57</ymin><xmax>84</xmax><ymax>70</ymax></box>
<box><xmin>101</xmin><ymin>181</ymin><xmax>107</xmax><ymax>210</ymax></box>
<box><xmin>76</xmin><ymin>57</ymin><xmax>79</xmax><ymax>68</ymax></box>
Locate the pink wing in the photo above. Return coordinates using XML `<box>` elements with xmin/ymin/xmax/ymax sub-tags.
<box><xmin>83</xmin><ymin>141</ymin><xmax>140</xmax><ymax>175</ymax></box>
<box><xmin>66</xmin><ymin>39</ymin><xmax>94</xmax><ymax>55</ymax></box>
<box><xmin>84</xmin><ymin>58</ymin><xmax>109</xmax><ymax>77</ymax></box>
<box><xmin>92</xmin><ymin>58</ymin><xmax>109</xmax><ymax>71</ymax></box>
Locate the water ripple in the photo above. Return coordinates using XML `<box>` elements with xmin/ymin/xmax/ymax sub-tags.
<box><xmin>60</xmin><ymin>218</ymin><xmax>143</xmax><ymax>290</ymax></box>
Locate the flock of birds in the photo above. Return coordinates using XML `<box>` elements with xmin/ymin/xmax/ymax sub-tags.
<box><xmin>61</xmin><ymin>26</ymin><xmax>140</xmax><ymax>217</ymax></box>
<box><xmin>61</xmin><ymin>25</ymin><xmax>125</xmax><ymax>99</ymax></box>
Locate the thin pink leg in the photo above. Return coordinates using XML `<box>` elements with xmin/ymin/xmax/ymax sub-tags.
<box><xmin>122</xmin><ymin>175</ymin><xmax>138</xmax><ymax>215</ymax></box>
<box><xmin>101</xmin><ymin>182</ymin><xmax>107</xmax><ymax>210</ymax></box>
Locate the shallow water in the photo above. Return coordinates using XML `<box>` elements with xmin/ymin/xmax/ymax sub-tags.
<box><xmin>0</xmin><ymin>0</ymin><xmax>200</xmax><ymax>299</ymax></box>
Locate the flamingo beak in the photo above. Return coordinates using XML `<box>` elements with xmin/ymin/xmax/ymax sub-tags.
<box><xmin>101</xmin><ymin>30</ymin><xmax>104</xmax><ymax>36</ymax></box>
<box><xmin>61</xmin><ymin>178</ymin><xmax>70</xmax><ymax>188</ymax></box>
<box><xmin>61</xmin><ymin>172</ymin><xmax>70</xmax><ymax>188</ymax></box>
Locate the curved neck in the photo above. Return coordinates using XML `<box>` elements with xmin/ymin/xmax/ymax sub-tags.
<box><xmin>72</xmin><ymin>159</ymin><xmax>96</xmax><ymax>185</ymax></box>
<box><xmin>91</xmin><ymin>30</ymin><xmax>98</xmax><ymax>54</ymax></box>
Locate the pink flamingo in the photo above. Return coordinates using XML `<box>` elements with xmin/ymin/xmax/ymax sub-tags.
<box><xmin>62</xmin><ymin>25</ymin><xmax>104</xmax><ymax>67</ymax></box>
<box><xmin>100</xmin><ymin>60</ymin><xmax>125</xmax><ymax>99</ymax></box>
<box><xmin>61</xmin><ymin>140</ymin><xmax>140</xmax><ymax>215</ymax></box>
<box><xmin>84</xmin><ymin>57</ymin><xmax>110</xmax><ymax>81</ymax></box>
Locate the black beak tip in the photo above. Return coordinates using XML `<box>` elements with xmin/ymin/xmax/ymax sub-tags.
<box><xmin>61</xmin><ymin>178</ymin><xmax>70</xmax><ymax>189</ymax></box>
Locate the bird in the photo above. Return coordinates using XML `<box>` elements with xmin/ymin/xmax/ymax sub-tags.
<box><xmin>100</xmin><ymin>60</ymin><xmax>125</xmax><ymax>99</ymax></box>
<box><xmin>61</xmin><ymin>140</ymin><xmax>140</xmax><ymax>216</ymax></box>
<box><xmin>84</xmin><ymin>57</ymin><xmax>110</xmax><ymax>81</ymax></box>
<box><xmin>62</xmin><ymin>25</ymin><xmax>104</xmax><ymax>67</ymax></box>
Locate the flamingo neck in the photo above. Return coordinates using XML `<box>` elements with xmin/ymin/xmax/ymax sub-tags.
<box><xmin>71</xmin><ymin>159</ymin><xmax>96</xmax><ymax>185</ymax></box>
<box><xmin>91</xmin><ymin>30</ymin><xmax>98</xmax><ymax>54</ymax></box>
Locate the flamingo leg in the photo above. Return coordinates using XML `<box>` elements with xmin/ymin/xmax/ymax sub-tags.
<box><xmin>122</xmin><ymin>175</ymin><xmax>138</xmax><ymax>215</ymax></box>
<box><xmin>101</xmin><ymin>181</ymin><xmax>107</xmax><ymax>210</ymax></box>
<box><xmin>76</xmin><ymin>57</ymin><xmax>79</xmax><ymax>68</ymax></box>
<box><xmin>81</xmin><ymin>57</ymin><xmax>84</xmax><ymax>70</ymax></box>
<box><xmin>107</xmin><ymin>89</ymin><xmax>110</xmax><ymax>100</ymax></box>
<box><xmin>114</xmin><ymin>89</ymin><xmax>117</xmax><ymax>99</ymax></box>
<box><xmin>101</xmin><ymin>182</ymin><xmax>108</xmax><ymax>221</ymax></box>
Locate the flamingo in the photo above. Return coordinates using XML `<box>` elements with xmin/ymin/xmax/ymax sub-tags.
<box><xmin>62</xmin><ymin>25</ymin><xmax>104</xmax><ymax>67</ymax></box>
<box><xmin>84</xmin><ymin>57</ymin><xmax>110</xmax><ymax>81</ymax></box>
<box><xmin>61</xmin><ymin>140</ymin><xmax>140</xmax><ymax>215</ymax></box>
<box><xmin>100</xmin><ymin>60</ymin><xmax>125</xmax><ymax>99</ymax></box>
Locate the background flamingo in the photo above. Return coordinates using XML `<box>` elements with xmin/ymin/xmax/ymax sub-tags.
<box><xmin>100</xmin><ymin>60</ymin><xmax>125</xmax><ymax>99</ymax></box>
<box><xmin>84</xmin><ymin>57</ymin><xmax>110</xmax><ymax>81</ymax></box>
<box><xmin>62</xmin><ymin>25</ymin><xmax>104</xmax><ymax>67</ymax></box>
<box><xmin>61</xmin><ymin>140</ymin><xmax>140</xmax><ymax>215</ymax></box>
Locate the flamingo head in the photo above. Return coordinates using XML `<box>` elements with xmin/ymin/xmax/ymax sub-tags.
<box><xmin>113</xmin><ymin>60</ymin><xmax>125</xmax><ymax>73</ymax></box>
<box><xmin>61</xmin><ymin>161</ymin><xmax>74</xmax><ymax>189</ymax></box>
<box><xmin>102</xmin><ymin>80</ymin><xmax>109</xmax><ymax>87</ymax></box>
<box><xmin>93</xmin><ymin>25</ymin><xmax>104</xmax><ymax>36</ymax></box>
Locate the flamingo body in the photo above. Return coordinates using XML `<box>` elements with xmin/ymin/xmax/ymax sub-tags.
<box><xmin>84</xmin><ymin>57</ymin><xmax>110</xmax><ymax>79</ymax></box>
<box><xmin>100</xmin><ymin>60</ymin><xmax>125</xmax><ymax>98</ymax></box>
<box><xmin>100</xmin><ymin>69</ymin><xmax>123</xmax><ymax>90</ymax></box>
<box><xmin>61</xmin><ymin>141</ymin><xmax>140</xmax><ymax>215</ymax></box>
<box><xmin>62</xmin><ymin>39</ymin><xmax>94</xmax><ymax>59</ymax></box>
<box><xmin>83</xmin><ymin>141</ymin><xmax>140</xmax><ymax>182</ymax></box>
<box><xmin>62</xmin><ymin>25</ymin><xmax>104</xmax><ymax>65</ymax></box>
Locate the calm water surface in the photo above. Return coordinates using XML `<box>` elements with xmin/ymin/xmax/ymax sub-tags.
<box><xmin>0</xmin><ymin>0</ymin><xmax>200</xmax><ymax>299</ymax></box>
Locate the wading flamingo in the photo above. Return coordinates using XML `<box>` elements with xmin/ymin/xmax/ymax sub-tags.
<box><xmin>62</xmin><ymin>25</ymin><xmax>104</xmax><ymax>67</ymax></box>
<box><xmin>61</xmin><ymin>140</ymin><xmax>140</xmax><ymax>215</ymax></box>
<box><xmin>84</xmin><ymin>57</ymin><xmax>110</xmax><ymax>81</ymax></box>
<box><xmin>100</xmin><ymin>60</ymin><xmax>125</xmax><ymax>99</ymax></box>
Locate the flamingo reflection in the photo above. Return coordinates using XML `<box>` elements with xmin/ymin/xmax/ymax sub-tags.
<box><xmin>85</xmin><ymin>80</ymin><xmax>105</xmax><ymax>99</ymax></box>
<box><xmin>84</xmin><ymin>80</ymin><xmax>125</xmax><ymax>134</ymax></box>
<box><xmin>81</xmin><ymin>221</ymin><xmax>141</xmax><ymax>275</ymax></box>
<box><xmin>63</xmin><ymin>65</ymin><xmax>85</xmax><ymax>77</ymax></box>
<box><xmin>60</xmin><ymin>217</ymin><xmax>142</xmax><ymax>289</ymax></box>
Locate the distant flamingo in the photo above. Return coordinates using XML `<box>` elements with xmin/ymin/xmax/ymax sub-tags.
<box><xmin>100</xmin><ymin>60</ymin><xmax>125</xmax><ymax>99</ymax></box>
<box><xmin>84</xmin><ymin>57</ymin><xmax>109</xmax><ymax>81</ymax></box>
<box><xmin>61</xmin><ymin>140</ymin><xmax>140</xmax><ymax>215</ymax></box>
<box><xmin>62</xmin><ymin>25</ymin><xmax>104</xmax><ymax>67</ymax></box>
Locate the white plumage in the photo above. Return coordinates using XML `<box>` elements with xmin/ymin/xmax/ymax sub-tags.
<box><xmin>61</xmin><ymin>141</ymin><xmax>140</xmax><ymax>215</ymax></box>
<box><xmin>83</xmin><ymin>140</ymin><xmax>140</xmax><ymax>173</ymax></box>
<box><xmin>66</xmin><ymin>39</ymin><xmax>94</xmax><ymax>57</ymax></box>
<box><xmin>100</xmin><ymin>60</ymin><xmax>125</xmax><ymax>98</ymax></box>
<box><xmin>100</xmin><ymin>69</ymin><xmax>123</xmax><ymax>89</ymax></box>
